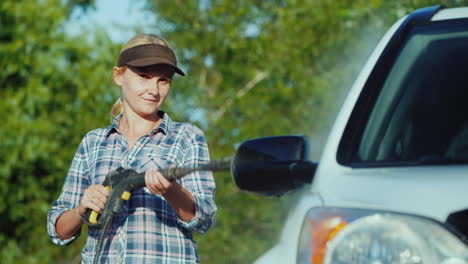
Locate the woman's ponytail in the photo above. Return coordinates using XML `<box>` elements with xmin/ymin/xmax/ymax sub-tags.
<box><xmin>110</xmin><ymin>96</ymin><xmax>123</xmax><ymax>122</ymax></box>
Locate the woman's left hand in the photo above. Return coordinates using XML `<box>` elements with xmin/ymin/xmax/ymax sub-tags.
<box><xmin>145</xmin><ymin>169</ymin><xmax>174</xmax><ymax>195</ymax></box>
<box><xmin>144</xmin><ymin>167</ymin><xmax>196</xmax><ymax>221</ymax></box>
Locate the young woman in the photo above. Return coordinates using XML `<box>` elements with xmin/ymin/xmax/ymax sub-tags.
<box><xmin>48</xmin><ymin>34</ymin><xmax>217</xmax><ymax>263</ymax></box>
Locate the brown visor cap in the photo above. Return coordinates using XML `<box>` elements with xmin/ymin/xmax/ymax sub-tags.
<box><xmin>117</xmin><ymin>43</ymin><xmax>185</xmax><ymax>76</ymax></box>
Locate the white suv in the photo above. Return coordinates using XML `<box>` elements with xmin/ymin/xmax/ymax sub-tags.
<box><xmin>232</xmin><ymin>5</ymin><xmax>468</xmax><ymax>264</ymax></box>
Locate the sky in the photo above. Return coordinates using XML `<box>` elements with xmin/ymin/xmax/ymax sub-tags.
<box><xmin>66</xmin><ymin>0</ymin><xmax>260</xmax><ymax>43</ymax></box>
<box><xmin>66</xmin><ymin>0</ymin><xmax>156</xmax><ymax>43</ymax></box>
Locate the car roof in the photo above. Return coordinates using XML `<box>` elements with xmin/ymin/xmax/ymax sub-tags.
<box><xmin>432</xmin><ymin>7</ymin><xmax>468</xmax><ymax>21</ymax></box>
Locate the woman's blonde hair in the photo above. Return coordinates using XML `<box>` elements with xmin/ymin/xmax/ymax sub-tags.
<box><xmin>110</xmin><ymin>34</ymin><xmax>171</xmax><ymax>121</ymax></box>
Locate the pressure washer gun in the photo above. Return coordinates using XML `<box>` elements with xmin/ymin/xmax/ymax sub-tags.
<box><xmin>82</xmin><ymin>167</ymin><xmax>143</xmax><ymax>228</ymax></box>
<box><xmin>81</xmin><ymin>157</ymin><xmax>233</xmax><ymax>264</ymax></box>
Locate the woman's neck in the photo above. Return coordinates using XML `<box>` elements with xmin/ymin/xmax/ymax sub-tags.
<box><xmin>119</xmin><ymin>110</ymin><xmax>162</xmax><ymax>139</ymax></box>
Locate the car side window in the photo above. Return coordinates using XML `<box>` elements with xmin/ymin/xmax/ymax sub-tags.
<box><xmin>340</xmin><ymin>22</ymin><xmax>468</xmax><ymax>166</ymax></box>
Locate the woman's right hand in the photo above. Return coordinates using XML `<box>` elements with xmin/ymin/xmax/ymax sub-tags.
<box><xmin>77</xmin><ymin>185</ymin><xmax>110</xmax><ymax>217</ymax></box>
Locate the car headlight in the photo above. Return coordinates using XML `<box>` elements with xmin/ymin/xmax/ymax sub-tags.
<box><xmin>297</xmin><ymin>208</ymin><xmax>468</xmax><ymax>264</ymax></box>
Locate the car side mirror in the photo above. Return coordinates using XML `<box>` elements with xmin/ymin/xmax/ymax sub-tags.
<box><xmin>232</xmin><ymin>135</ymin><xmax>317</xmax><ymax>196</ymax></box>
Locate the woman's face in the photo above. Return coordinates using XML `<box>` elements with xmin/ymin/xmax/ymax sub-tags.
<box><xmin>114</xmin><ymin>64</ymin><xmax>175</xmax><ymax>119</ymax></box>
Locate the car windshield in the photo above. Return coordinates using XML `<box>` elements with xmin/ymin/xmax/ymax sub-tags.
<box><xmin>353</xmin><ymin>21</ymin><xmax>468</xmax><ymax>166</ymax></box>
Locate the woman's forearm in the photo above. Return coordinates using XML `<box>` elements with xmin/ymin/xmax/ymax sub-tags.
<box><xmin>55</xmin><ymin>207</ymin><xmax>84</xmax><ymax>239</ymax></box>
<box><xmin>163</xmin><ymin>182</ymin><xmax>196</xmax><ymax>222</ymax></box>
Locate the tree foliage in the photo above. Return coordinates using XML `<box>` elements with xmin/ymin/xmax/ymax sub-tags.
<box><xmin>0</xmin><ymin>0</ymin><xmax>119</xmax><ymax>262</ymax></box>
<box><xmin>0</xmin><ymin>0</ymin><xmax>466</xmax><ymax>263</ymax></box>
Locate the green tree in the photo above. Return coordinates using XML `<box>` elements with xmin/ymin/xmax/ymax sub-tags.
<box><xmin>0</xmin><ymin>0</ymin><xmax>119</xmax><ymax>262</ymax></box>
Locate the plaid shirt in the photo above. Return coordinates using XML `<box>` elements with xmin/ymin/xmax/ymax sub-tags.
<box><xmin>47</xmin><ymin>112</ymin><xmax>217</xmax><ymax>263</ymax></box>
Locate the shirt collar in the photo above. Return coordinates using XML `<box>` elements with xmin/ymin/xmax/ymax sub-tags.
<box><xmin>152</xmin><ymin>110</ymin><xmax>173</xmax><ymax>136</ymax></box>
<box><xmin>106</xmin><ymin>111</ymin><xmax>173</xmax><ymax>137</ymax></box>
<box><xmin>106</xmin><ymin>114</ymin><xmax>122</xmax><ymax>137</ymax></box>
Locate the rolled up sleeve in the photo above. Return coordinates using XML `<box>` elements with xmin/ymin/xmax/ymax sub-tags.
<box><xmin>47</xmin><ymin>138</ymin><xmax>90</xmax><ymax>245</ymax></box>
<box><xmin>177</xmin><ymin>131</ymin><xmax>217</xmax><ymax>233</ymax></box>
<box><xmin>47</xmin><ymin>206</ymin><xmax>80</xmax><ymax>245</ymax></box>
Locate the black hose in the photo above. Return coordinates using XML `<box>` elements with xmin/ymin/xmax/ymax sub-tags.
<box><xmin>93</xmin><ymin>217</ymin><xmax>111</xmax><ymax>264</ymax></box>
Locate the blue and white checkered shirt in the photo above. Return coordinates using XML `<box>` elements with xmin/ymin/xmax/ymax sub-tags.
<box><xmin>47</xmin><ymin>112</ymin><xmax>217</xmax><ymax>263</ymax></box>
